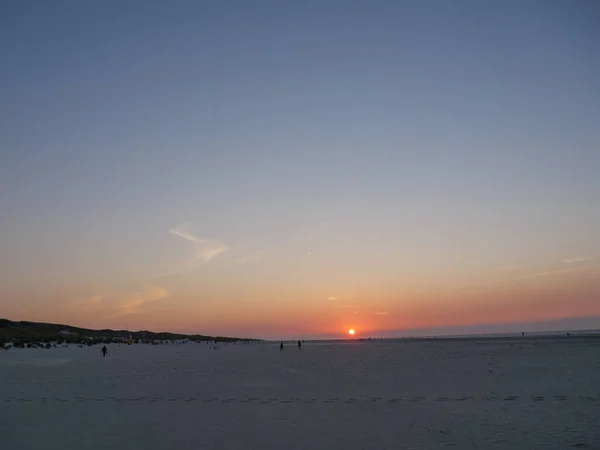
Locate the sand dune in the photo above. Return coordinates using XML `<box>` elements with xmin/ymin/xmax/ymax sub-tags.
<box><xmin>1</xmin><ymin>338</ymin><xmax>599</xmax><ymax>449</ymax></box>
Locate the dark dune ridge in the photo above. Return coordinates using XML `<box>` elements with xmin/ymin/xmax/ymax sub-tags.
<box><xmin>0</xmin><ymin>318</ymin><xmax>260</xmax><ymax>347</ymax></box>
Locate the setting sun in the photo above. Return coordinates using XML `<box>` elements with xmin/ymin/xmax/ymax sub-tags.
<box><xmin>348</xmin><ymin>329</ymin><xmax>355</xmax><ymax>335</ymax></box>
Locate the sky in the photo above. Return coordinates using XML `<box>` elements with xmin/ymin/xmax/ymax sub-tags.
<box><xmin>1</xmin><ymin>1</ymin><xmax>599</xmax><ymax>339</ymax></box>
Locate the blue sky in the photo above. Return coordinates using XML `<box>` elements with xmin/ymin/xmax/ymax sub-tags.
<box><xmin>1</xmin><ymin>1</ymin><xmax>599</xmax><ymax>338</ymax></box>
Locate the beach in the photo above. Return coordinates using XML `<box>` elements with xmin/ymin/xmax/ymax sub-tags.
<box><xmin>1</xmin><ymin>337</ymin><xmax>599</xmax><ymax>449</ymax></box>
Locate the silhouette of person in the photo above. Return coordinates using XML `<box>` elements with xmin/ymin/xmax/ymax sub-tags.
<box><xmin>280</xmin><ymin>342</ymin><xmax>284</xmax><ymax>351</ymax></box>
<box><xmin>102</xmin><ymin>345</ymin><xmax>107</xmax><ymax>357</ymax></box>
<box><xmin>298</xmin><ymin>340</ymin><xmax>302</xmax><ymax>350</ymax></box>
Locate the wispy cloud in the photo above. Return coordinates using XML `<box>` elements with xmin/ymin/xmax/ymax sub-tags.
<box><xmin>168</xmin><ymin>222</ymin><xmax>205</xmax><ymax>243</ymax></box>
<box><xmin>116</xmin><ymin>286</ymin><xmax>169</xmax><ymax>317</ymax></box>
<box><xmin>375</xmin><ymin>311</ymin><xmax>389</xmax><ymax>315</ymax></box>
<box><xmin>326</xmin><ymin>296</ymin><xmax>339</xmax><ymax>301</ymax></box>
<box><xmin>517</xmin><ymin>268</ymin><xmax>581</xmax><ymax>279</ymax></box>
<box><xmin>563</xmin><ymin>256</ymin><xmax>594</xmax><ymax>264</ymax></box>
<box><xmin>166</xmin><ymin>222</ymin><xmax>229</xmax><ymax>275</ymax></box>
<box><xmin>74</xmin><ymin>285</ymin><xmax>169</xmax><ymax>319</ymax></box>
<box><xmin>229</xmin><ymin>249</ymin><xmax>269</xmax><ymax>265</ymax></box>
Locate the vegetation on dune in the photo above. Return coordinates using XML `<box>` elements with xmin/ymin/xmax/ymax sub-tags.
<box><xmin>0</xmin><ymin>318</ymin><xmax>260</xmax><ymax>348</ymax></box>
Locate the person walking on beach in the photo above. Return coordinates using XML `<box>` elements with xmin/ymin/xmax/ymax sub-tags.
<box><xmin>101</xmin><ymin>345</ymin><xmax>107</xmax><ymax>357</ymax></box>
<box><xmin>297</xmin><ymin>340</ymin><xmax>302</xmax><ymax>350</ymax></box>
<box><xmin>280</xmin><ymin>341</ymin><xmax>284</xmax><ymax>351</ymax></box>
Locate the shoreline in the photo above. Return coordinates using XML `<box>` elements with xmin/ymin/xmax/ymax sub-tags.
<box><xmin>4</xmin><ymin>331</ymin><xmax>600</xmax><ymax>350</ymax></box>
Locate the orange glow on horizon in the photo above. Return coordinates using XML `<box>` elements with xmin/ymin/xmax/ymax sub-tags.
<box><xmin>9</xmin><ymin>270</ymin><xmax>600</xmax><ymax>340</ymax></box>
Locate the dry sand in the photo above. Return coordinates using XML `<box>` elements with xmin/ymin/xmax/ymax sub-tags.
<box><xmin>1</xmin><ymin>337</ymin><xmax>599</xmax><ymax>449</ymax></box>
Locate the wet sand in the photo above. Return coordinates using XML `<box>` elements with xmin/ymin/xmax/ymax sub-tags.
<box><xmin>1</xmin><ymin>337</ymin><xmax>599</xmax><ymax>449</ymax></box>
